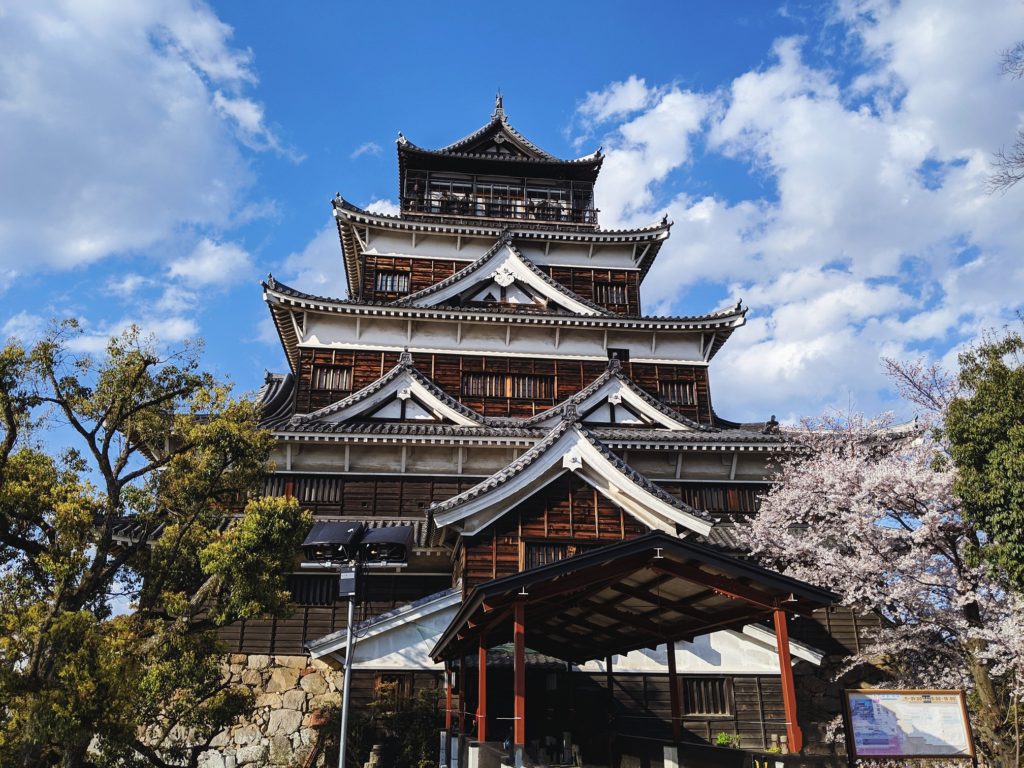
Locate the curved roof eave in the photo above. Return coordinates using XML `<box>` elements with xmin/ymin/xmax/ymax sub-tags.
<box><xmin>263</xmin><ymin>277</ymin><xmax>748</xmax><ymax>330</ymax></box>
<box><xmin>332</xmin><ymin>195</ymin><xmax>670</xmax><ymax>242</ymax></box>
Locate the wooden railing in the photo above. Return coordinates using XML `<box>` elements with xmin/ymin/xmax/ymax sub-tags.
<box><xmin>402</xmin><ymin>196</ymin><xmax>598</xmax><ymax>226</ymax></box>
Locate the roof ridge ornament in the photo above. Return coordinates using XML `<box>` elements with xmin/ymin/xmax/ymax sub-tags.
<box><xmin>492</xmin><ymin>90</ymin><xmax>505</xmax><ymax>120</ymax></box>
<box><xmin>607</xmin><ymin>353</ymin><xmax>622</xmax><ymax>371</ymax></box>
<box><xmin>399</xmin><ymin>348</ymin><xmax>413</xmax><ymax>366</ymax></box>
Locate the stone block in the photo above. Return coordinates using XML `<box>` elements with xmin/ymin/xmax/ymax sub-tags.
<box><xmin>236</xmin><ymin>744</ymin><xmax>267</xmax><ymax>765</ymax></box>
<box><xmin>209</xmin><ymin>729</ymin><xmax>231</xmax><ymax>748</ymax></box>
<box><xmin>275</xmin><ymin>655</ymin><xmax>309</xmax><ymax>669</ymax></box>
<box><xmin>282</xmin><ymin>689</ymin><xmax>307</xmax><ymax>712</ymax></box>
<box><xmin>255</xmin><ymin>692</ymin><xmax>282</xmax><ymax>709</ymax></box>
<box><xmin>241</xmin><ymin>669</ymin><xmax>264</xmax><ymax>687</ymax></box>
<box><xmin>300</xmin><ymin>674</ymin><xmax>327</xmax><ymax>695</ymax></box>
<box><xmin>265</xmin><ymin>667</ymin><xmax>300</xmax><ymax>692</ymax></box>
<box><xmin>230</xmin><ymin>654</ymin><xmax>248</xmax><ymax>665</ymax></box>
<box><xmin>309</xmin><ymin>692</ymin><xmax>341</xmax><ymax>709</ymax></box>
<box><xmin>269</xmin><ymin>734</ymin><xmax>292</xmax><ymax>765</ymax></box>
<box><xmin>267</xmin><ymin>708</ymin><xmax>303</xmax><ymax>736</ymax></box>
<box><xmin>199</xmin><ymin>751</ymin><xmax>225</xmax><ymax>768</ymax></box>
<box><xmin>233</xmin><ymin>725</ymin><xmax>261</xmax><ymax>746</ymax></box>
<box><xmin>247</xmin><ymin>655</ymin><xmax>271</xmax><ymax>670</ymax></box>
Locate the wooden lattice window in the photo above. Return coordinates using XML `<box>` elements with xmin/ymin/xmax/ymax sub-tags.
<box><xmin>683</xmin><ymin>677</ymin><xmax>733</xmax><ymax>717</ymax></box>
<box><xmin>659</xmin><ymin>380</ymin><xmax>696</xmax><ymax>405</ymax></box>
<box><xmin>375</xmin><ymin>672</ymin><xmax>414</xmax><ymax>700</ymax></box>
<box><xmin>462</xmin><ymin>373</ymin><xmax>553</xmax><ymax>400</ymax></box>
<box><xmin>374</xmin><ymin>270</ymin><xmax>410</xmax><ymax>293</ymax></box>
<box><xmin>311</xmin><ymin>365</ymin><xmax>352</xmax><ymax>391</ymax></box>
<box><xmin>595</xmin><ymin>282</ymin><xmax>627</xmax><ymax>305</ymax></box>
<box><xmin>523</xmin><ymin>541</ymin><xmax>597</xmax><ymax>569</ymax></box>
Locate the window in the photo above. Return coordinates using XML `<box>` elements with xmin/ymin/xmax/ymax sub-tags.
<box><xmin>595</xmin><ymin>282</ymin><xmax>627</xmax><ymax>305</ymax></box>
<box><xmin>524</xmin><ymin>541</ymin><xmax>597</xmax><ymax>569</ymax></box>
<box><xmin>374</xmin><ymin>270</ymin><xmax>410</xmax><ymax>293</ymax></box>
<box><xmin>659</xmin><ymin>380</ymin><xmax>696</xmax><ymax>405</ymax></box>
<box><xmin>375</xmin><ymin>672</ymin><xmax>413</xmax><ymax>700</ymax></box>
<box><xmin>462</xmin><ymin>373</ymin><xmax>553</xmax><ymax>400</ymax></box>
<box><xmin>683</xmin><ymin>677</ymin><xmax>733</xmax><ymax>717</ymax></box>
<box><xmin>311</xmin><ymin>365</ymin><xmax>352</xmax><ymax>391</ymax></box>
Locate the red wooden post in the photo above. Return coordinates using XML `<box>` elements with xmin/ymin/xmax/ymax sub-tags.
<box><xmin>513</xmin><ymin>602</ymin><xmax>526</xmax><ymax>755</ymax></box>
<box><xmin>459</xmin><ymin>656</ymin><xmax>467</xmax><ymax>735</ymax></box>
<box><xmin>666</xmin><ymin>641</ymin><xmax>681</xmax><ymax>742</ymax></box>
<box><xmin>445</xmin><ymin>663</ymin><xmax>453</xmax><ymax>731</ymax></box>
<box><xmin>773</xmin><ymin>608</ymin><xmax>804</xmax><ymax>753</ymax></box>
<box><xmin>477</xmin><ymin>639</ymin><xmax>488</xmax><ymax>742</ymax></box>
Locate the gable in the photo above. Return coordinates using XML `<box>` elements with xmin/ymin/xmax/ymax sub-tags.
<box><xmin>395</xmin><ymin>240</ymin><xmax>608</xmax><ymax>317</ymax></box>
<box><xmin>432</xmin><ymin>424</ymin><xmax>712</xmax><ymax>537</ymax></box>
<box><xmin>293</xmin><ymin>365</ymin><xmax>483</xmax><ymax>428</ymax></box>
<box><xmin>525</xmin><ymin>372</ymin><xmax>701</xmax><ymax>431</ymax></box>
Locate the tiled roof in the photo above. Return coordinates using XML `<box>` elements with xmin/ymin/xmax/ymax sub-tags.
<box><xmin>517</xmin><ymin>356</ymin><xmax>713</xmax><ymax>430</ymax></box>
<box><xmin>274</xmin><ymin>352</ymin><xmax>486</xmax><ymax>430</ymax></box>
<box><xmin>389</xmin><ymin>234</ymin><xmax>611</xmax><ymax>316</ymax></box>
<box><xmin>263</xmin><ymin>275</ymin><xmax>747</xmax><ymax>328</ymax></box>
<box><xmin>427</xmin><ymin>417</ymin><xmax>711</xmax><ymax>526</ymax></box>
<box><xmin>396</xmin><ymin>96</ymin><xmax>600</xmax><ymax>167</ymax></box>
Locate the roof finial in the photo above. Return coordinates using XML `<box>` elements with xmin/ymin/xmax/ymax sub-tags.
<box><xmin>399</xmin><ymin>347</ymin><xmax>413</xmax><ymax>366</ymax></box>
<box><xmin>607</xmin><ymin>353</ymin><xmax>622</xmax><ymax>372</ymax></box>
<box><xmin>492</xmin><ymin>90</ymin><xmax>505</xmax><ymax>120</ymax></box>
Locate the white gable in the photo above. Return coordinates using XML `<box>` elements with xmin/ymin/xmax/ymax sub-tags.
<box><xmin>402</xmin><ymin>242</ymin><xmax>606</xmax><ymax>316</ymax></box>
<box><xmin>529</xmin><ymin>375</ymin><xmax>697</xmax><ymax>431</ymax></box>
<box><xmin>299</xmin><ymin>367</ymin><xmax>481</xmax><ymax>427</ymax></box>
<box><xmin>432</xmin><ymin>425</ymin><xmax>712</xmax><ymax>536</ymax></box>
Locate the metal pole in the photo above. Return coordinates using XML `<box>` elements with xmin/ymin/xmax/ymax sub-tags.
<box><xmin>338</xmin><ymin>583</ymin><xmax>357</xmax><ymax>768</ymax></box>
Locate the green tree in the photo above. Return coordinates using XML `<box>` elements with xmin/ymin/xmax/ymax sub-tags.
<box><xmin>945</xmin><ymin>328</ymin><xmax>1024</xmax><ymax>588</ymax></box>
<box><xmin>0</xmin><ymin>323</ymin><xmax>311</xmax><ymax>768</ymax></box>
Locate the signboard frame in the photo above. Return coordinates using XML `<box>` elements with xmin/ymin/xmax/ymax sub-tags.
<box><xmin>842</xmin><ymin>689</ymin><xmax>976</xmax><ymax>762</ymax></box>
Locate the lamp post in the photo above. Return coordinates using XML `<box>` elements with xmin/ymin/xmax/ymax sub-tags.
<box><xmin>338</xmin><ymin>564</ymin><xmax>358</xmax><ymax>768</ymax></box>
<box><xmin>300</xmin><ymin>521</ymin><xmax>415</xmax><ymax>768</ymax></box>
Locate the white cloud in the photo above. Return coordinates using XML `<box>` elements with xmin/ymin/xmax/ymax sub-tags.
<box><xmin>351</xmin><ymin>141</ymin><xmax>383</xmax><ymax>159</ymax></box>
<box><xmin>212</xmin><ymin>91</ymin><xmax>299</xmax><ymax>160</ymax></box>
<box><xmin>106</xmin><ymin>274</ymin><xmax>151</xmax><ymax>298</ymax></box>
<box><xmin>577</xmin><ymin>0</ymin><xmax>1024</xmax><ymax>421</ymax></box>
<box><xmin>578</xmin><ymin>75</ymin><xmax>657</xmax><ymax>125</ymax></box>
<box><xmin>0</xmin><ymin>1</ymin><xmax>282</xmax><ymax>270</ymax></box>
<box><xmin>167</xmin><ymin>238</ymin><xmax>252</xmax><ymax>285</ymax></box>
<box><xmin>2</xmin><ymin>311</ymin><xmax>47</xmax><ymax>345</ymax></box>
<box><xmin>591</xmin><ymin>87</ymin><xmax>713</xmax><ymax>223</ymax></box>
<box><xmin>65</xmin><ymin>315</ymin><xmax>200</xmax><ymax>355</ymax></box>
<box><xmin>280</xmin><ymin>224</ymin><xmax>344</xmax><ymax>296</ymax></box>
<box><xmin>365</xmin><ymin>198</ymin><xmax>401</xmax><ymax>216</ymax></box>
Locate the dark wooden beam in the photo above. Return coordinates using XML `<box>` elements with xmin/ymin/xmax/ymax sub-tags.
<box><xmin>667</xmin><ymin>641</ymin><xmax>681</xmax><ymax>742</ymax></box>
<box><xmin>651</xmin><ymin>560</ymin><xmax>780</xmax><ymax>610</ymax></box>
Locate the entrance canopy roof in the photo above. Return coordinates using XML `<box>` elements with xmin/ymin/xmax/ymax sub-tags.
<box><xmin>430</xmin><ymin>531</ymin><xmax>836</xmax><ymax>664</ymax></box>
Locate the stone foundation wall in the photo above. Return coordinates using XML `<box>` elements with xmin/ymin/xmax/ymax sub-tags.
<box><xmin>198</xmin><ymin>654</ymin><xmax>343</xmax><ymax>768</ymax></box>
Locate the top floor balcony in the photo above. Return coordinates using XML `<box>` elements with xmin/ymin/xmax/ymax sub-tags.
<box><xmin>401</xmin><ymin>172</ymin><xmax>599</xmax><ymax>228</ymax></box>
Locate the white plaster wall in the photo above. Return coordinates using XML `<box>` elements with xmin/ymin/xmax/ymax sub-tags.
<box><xmin>301</xmin><ymin>315</ymin><xmax>707</xmax><ymax>365</ymax></box>
<box><xmin>349</xmin><ymin>604</ymin><xmax>461</xmax><ymax>671</ymax></box>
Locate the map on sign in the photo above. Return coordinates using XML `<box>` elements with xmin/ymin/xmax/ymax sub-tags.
<box><xmin>846</xmin><ymin>690</ymin><xmax>973</xmax><ymax>759</ymax></box>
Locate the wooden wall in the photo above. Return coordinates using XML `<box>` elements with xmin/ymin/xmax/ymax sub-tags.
<box><xmin>461</xmin><ymin>473</ymin><xmax>649</xmax><ymax>591</ymax></box>
<box><xmin>295</xmin><ymin>348</ymin><xmax>711</xmax><ymax>422</ymax></box>
<box><xmin>262</xmin><ymin>474</ymin><xmax>479</xmax><ymax>517</ymax></box>
<box><xmin>219</xmin><ymin>573</ymin><xmax>451</xmax><ymax>655</ymax></box>
<box><xmin>358</xmin><ymin>254</ymin><xmax>641</xmax><ymax>315</ymax></box>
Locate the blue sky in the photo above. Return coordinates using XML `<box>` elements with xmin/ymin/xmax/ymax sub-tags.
<box><xmin>1</xmin><ymin>0</ymin><xmax>1023</xmax><ymax>423</ymax></box>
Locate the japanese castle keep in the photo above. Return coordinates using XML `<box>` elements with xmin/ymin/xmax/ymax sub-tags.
<box><xmin>212</xmin><ymin>97</ymin><xmax>876</xmax><ymax>767</ymax></box>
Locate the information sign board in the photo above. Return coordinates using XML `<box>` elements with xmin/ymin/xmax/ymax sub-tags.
<box><xmin>844</xmin><ymin>689</ymin><xmax>974</xmax><ymax>760</ymax></box>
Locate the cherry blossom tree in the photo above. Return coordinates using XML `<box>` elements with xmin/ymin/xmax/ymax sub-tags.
<box><xmin>744</xmin><ymin>387</ymin><xmax>1021</xmax><ymax>765</ymax></box>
